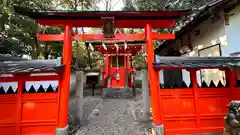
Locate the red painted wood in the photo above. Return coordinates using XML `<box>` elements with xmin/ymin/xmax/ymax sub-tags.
<box><xmin>58</xmin><ymin>25</ymin><xmax>72</xmax><ymax>128</ymax></box>
<box><xmin>0</xmin><ymin>77</ymin><xmax>18</xmax><ymax>82</ymax></box>
<box><xmin>38</xmin><ymin>19</ymin><xmax>175</xmax><ymax>28</ymax></box>
<box><xmin>75</xmin><ymin>33</ymin><xmax>144</xmax><ymax>41</ymax></box>
<box><xmin>0</xmin><ymin>73</ymin><xmax>60</xmax><ymax>135</ymax></box>
<box><xmin>145</xmin><ymin>24</ymin><xmax>162</xmax><ymax>125</ymax></box>
<box><xmin>157</xmin><ymin>68</ymin><xmax>240</xmax><ymax>135</ymax></box>
<box><xmin>94</xmin><ymin>45</ymin><xmax>143</xmax><ymax>55</ymax></box>
<box><xmin>16</xmin><ymin>75</ymin><xmax>24</xmax><ymax>135</ymax></box>
<box><xmin>152</xmin><ymin>32</ymin><xmax>175</xmax><ymax>40</ymax></box>
<box><xmin>158</xmin><ymin>85</ymin><xmax>231</xmax><ymax>134</ymax></box>
<box><xmin>226</xmin><ymin>69</ymin><xmax>235</xmax><ymax>100</ymax></box>
<box><xmin>37</xmin><ymin>33</ymin><xmax>175</xmax><ymax>41</ymax></box>
<box><xmin>166</xmin><ymin>127</ymin><xmax>223</xmax><ymax>135</ymax></box>
<box><xmin>190</xmin><ymin>70</ymin><xmax>200</xmax><ymax>128</ymax></box>
<box><xmin>33</xmin><ymin>10</ymin><xmax>189</xmax><ymax>19</ymax></box>
<box><xmin>37</xmin><ymin>34</ymin><xmax>64</xmax><ymax>41</ymax></box>
<box><xmin>109</xmin><ymin>67</ymin><xmax>125</xmax><ymax>88</ymax></box>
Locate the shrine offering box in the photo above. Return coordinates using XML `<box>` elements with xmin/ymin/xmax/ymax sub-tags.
<box><xmin>86</xmin><ymin>72</ymin><xmax>99</xmax><ymax>84</ymax></box>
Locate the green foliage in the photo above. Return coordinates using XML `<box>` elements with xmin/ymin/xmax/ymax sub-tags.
<box><xmin>132</xmin><ymin>51</ymin><xmax>146</xmax><ymax>69</ymax></box>
<box><xmin>0</xmin><ymin>0</ymin><xmax>61</xmax><ymax>58</ymax></box>
<box><xmin>0</xmin><ymin>0</ymin><xmax>211</xmax><ymax>70</ymax></box>
<box><xmin>121</xmin><ymin>0</ymin><xmax>212</xmax><ymax>68</ymax></box>
<box><xmin>0</xmin><ymin>0</ymin><xmax>98</xmax><ymax>63</ymax></box>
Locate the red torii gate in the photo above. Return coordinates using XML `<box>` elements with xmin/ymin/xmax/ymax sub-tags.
<box><xmin>14</xmin><ymin>6</ymin><xmax>190</xmax><ymax>135</ymax></box>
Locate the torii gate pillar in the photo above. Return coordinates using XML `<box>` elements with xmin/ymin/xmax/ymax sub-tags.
<box><xmin>56</xmin><ymin>25</ymin><xmax>72</xmax><ymax>135</ymax></box>
<box><xmin>145</xmin><ymin>24</ymin><xmax>163</xmax><ymax>135</ymax></box>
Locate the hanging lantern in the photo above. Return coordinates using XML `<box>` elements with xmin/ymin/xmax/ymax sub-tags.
<box><xmin>116</xmin><ymin>71</ymin><xmax>120</xmax><ymax>81</ymax></box>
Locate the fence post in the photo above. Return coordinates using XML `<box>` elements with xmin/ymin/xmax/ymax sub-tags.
<box><xmin>75</xmin><ymin>71</ymin><xmax>84</xmax><ymax>122</ymax></box>
<box><xmin>16</xmin><ymin>74</ymin><xmax>26</xmax><ymax>135</ymax></box>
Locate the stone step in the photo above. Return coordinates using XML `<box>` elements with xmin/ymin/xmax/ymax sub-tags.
<box><xmin>102</xmin><ymin>87</ymin><xmax>134</xmax><ymax>99</ymax></box>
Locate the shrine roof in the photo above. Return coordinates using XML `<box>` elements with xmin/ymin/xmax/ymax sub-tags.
<box><xmin>0</xmin><ymin>59</ymin><xmax>64</xmax><ymax>74</ymax></box>
<box><xmin>85</xmin><ymin>40</ymin><xmax>144</xmax><ymax>55</ymax></box>
<box><xmin>85</xmin><ymin>40</ymin><xmax>145</xmax><ymax>46</ymax></box>
<box><xmin>154</xmin><ymin>56</ymin><xmax>240</xmax><ymax>69</ymax></box>
<box><xmin>94</xmin><ymin>45</ymin><xmax>143</xmax><ymax>55</ymax></box>
<box><xmin>14</xmin><ymin>6</ymin><xmax>191</xmax><ymax>28</ymax></box>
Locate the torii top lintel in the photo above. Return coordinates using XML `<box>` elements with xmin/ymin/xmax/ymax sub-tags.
<box><xmin>14</xmin><ymin>6</ymin><xmax>191</xmax><ymax>28</ymax></box>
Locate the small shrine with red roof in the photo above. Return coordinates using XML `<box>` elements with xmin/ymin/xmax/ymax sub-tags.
<box><xmin>85</xmin><ymin>29</ymin><xmax>144</xmax><ymax>97</ymax></box>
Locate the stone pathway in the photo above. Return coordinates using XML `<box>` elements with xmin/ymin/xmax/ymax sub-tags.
<box><xmin>76</xmin><ymin>97</ymin><xmax>150</xmax><ymax>135</ymax></box>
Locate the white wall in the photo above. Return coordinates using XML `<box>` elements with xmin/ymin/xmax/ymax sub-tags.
<box><xmin>156</xmin><ymin>6</ymin><xmax>240</xmax><ymax>86</ymax></box>
<box><xmin>187</xmin><ymin>11</ymin><xmax>227</xmax><ymax>56</ymax></box>
<box><xmin>155</xmin><ymin>55</ymin><xmax>164</xmax><ymax>84</ymax></box>
<box><xmin>181</xmin><ymin>11</ymin><xmax>228</xmax><ymax>86</ymax></box>
<box><xmin>225</xmin><ymin>5</ymin><xmax>240</xmax><ymax>56</ymax></box>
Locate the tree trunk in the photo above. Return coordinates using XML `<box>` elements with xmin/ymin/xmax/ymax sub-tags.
<box><xmin>86</xmin><ymin>44</ymin><xmax>93</xmax><ymax>69</ymax></box>
<box><xmin>44</xmin><ymin>44</ymin><xmax>49</xmax><ymax>59</ymax></box>
<box><xmin>75</xmin><ymin>28</ymin><xmax>80</xmax><ymax>69</ymax></box>
<box><xmin>33</xmin><ymin>35</ymin><xmax>40</xmax><ymax>58</ymax></box>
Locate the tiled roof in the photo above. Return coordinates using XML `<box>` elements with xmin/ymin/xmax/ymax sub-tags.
<box><xmin>154</xmin><ymin>56</ymin><xmax>240</xmax><ymax>69</ymax></box>
<box><xmin>0</xmin><ymin>59</ymin><xmax>64</xmax><ymax>74</ymax></box>
<box><xmin>0</xmin><ymin>54</ymin><xmax>27</xmax><ymax>61</ymax></box>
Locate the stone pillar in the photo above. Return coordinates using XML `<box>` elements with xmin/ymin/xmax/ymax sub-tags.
<box><xmin>142</xmin><ymin>69</ymin><xmax>151</xmax><ymax>121</ymax></box>
<box><xmin>155</xmin><ymin>125</ymin><xmax>164</xmax><ymax>135</ymax></box>
<box><xmin>75</xmin><ymin>71</ymin><xmax>84</xmax><ymax>121</ymax></box>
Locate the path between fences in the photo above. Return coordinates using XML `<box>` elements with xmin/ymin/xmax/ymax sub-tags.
<box><xmin>68</xmin><ymin>74</ymin><xmax>152</xmax><ymax>135</ymax></box>
<box><xmin>75</xmin><ymin>97</ymin><xmax>152</xmax><ymax>135</ymax></box>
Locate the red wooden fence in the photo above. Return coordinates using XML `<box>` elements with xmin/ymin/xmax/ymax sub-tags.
<box><xmin>158</xmin><ymin>68</ymin><xmax>237</xmax><ymax>135</ymax></box>
<box><xmin>0</xmin><ymin>72</ymin><xmax>60</xmax><ymax>135</ymax></box>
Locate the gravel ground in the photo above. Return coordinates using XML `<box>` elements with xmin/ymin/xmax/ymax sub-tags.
<box><xmin>75</xmin><ymin>97</ymin><xmax>149</xmax><ymax>135</ymax></box>
<box><xmin>68</xmin><ymin>96</ymin><xmax>101</xmax><ymax>135</ymax></box>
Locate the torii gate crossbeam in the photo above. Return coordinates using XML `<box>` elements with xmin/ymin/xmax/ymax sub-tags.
<box><xmin>37</xmin><ymin>33</ymin><xmax>175</xmax><ymax>41</ymax></box>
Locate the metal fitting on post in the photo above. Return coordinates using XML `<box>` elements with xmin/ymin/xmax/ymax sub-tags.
<box><xmin>152</xmin><ymin>124</ymin><xmax>164</xmax><ymax>135</ymax></box>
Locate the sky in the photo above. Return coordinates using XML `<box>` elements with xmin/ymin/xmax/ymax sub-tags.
<box><xmin>98</xmin><ymin>0</ymin><xmax>124</xmax><ymax>11</ymax></box>
<box><xmin>84</xmin><ymin>0</ymin><xmax>124</xmax><ymax>33</ymax></box>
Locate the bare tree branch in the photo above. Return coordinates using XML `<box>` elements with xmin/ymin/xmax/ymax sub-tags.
<box><xmin>99</xmin><ymin>0</ymin><xmax>107</xmax><ymax>9</ymax></box>
<box><xmin>108</xmin><ymin>0</ymin><xmax>113</xmax><ymax>10</ymax></box>
<box><xmin>102</xmin><ymin>0</ymin><xmax>107</xmax><ymax>6</ymax></box>
<box><xmin>105</xmin><ymin>0</ymin><xmax>109</xmax><ymax>11</ymax></box>
<box><xmin>111</xmin><ymin>0</ymin><xmax>121</xmax><ymax>10</ymax></box>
